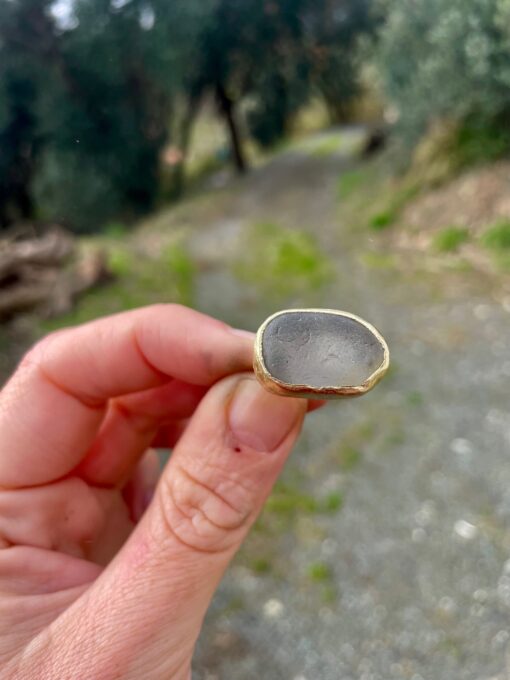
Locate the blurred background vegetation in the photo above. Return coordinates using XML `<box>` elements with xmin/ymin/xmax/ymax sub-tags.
<box><xmin>2</xmin><ymin>0</ymin><xmax>510</xmax><ymax>235</ymax></box>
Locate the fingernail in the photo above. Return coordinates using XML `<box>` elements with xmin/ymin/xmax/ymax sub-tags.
<box><xmin>229</xmin><ymin>377</ymin><xmax>305</xmax><ymax>452</ymax></box>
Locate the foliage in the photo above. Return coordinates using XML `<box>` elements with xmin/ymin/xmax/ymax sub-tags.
<box><xmin>433</xmin><ymin>226</ymin><xmax>470</xmax><ymax>253</ymax></box>
<box><xmin>0</xmin><ymin>0</ymin><xmax>210</xmax><ymax>231</ymax></box>
<box><xmin>0</xmin><ymin>0</ymin><xmax>378</xmax><ymax>229</ymax></box>
<box><xmin>377</xmin><ymin>0</ymin><xmax>510</xmax><ymax>153</ymax></box>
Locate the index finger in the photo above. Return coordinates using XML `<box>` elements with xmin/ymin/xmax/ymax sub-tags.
<box><xmin>0</xmin><ymin>304</ymin><xmax>254</xmax><ymax>488</ymax></box>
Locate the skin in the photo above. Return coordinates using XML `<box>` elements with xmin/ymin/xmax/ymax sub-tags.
<box><xmin>0</xmin><ymin>304</ymin><xmax>321</xmax><ymax>679</ymax></box>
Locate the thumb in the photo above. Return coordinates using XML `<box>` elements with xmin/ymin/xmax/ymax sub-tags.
<box><xmin>39</xmin><ymin>374</ymin><xmax>306</xmax><ymax>680</ymax></box>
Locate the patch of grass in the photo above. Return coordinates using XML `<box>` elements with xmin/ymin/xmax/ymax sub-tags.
<box><xmin>233</xmin><ymin>222</ymin><xmax>332</xmax><ymax>298</ymax></box>
<box><xmin>332</xmin><ymin>418</ymin><xmax>376</xmax><ymax>470</ymax></box>
<box><xmin>265</xmin><ymin>484</ymin><xmax>318</xmax><ymax>517</ymax></box>
<box><xmin>384</xmin><ymin>429</ymin><xmax>405</xmax><ymax>447</ymax></box>
<box><xmin>322</xmin><ymin>491</ymin><xmax>343</xmax><ymax>512</ymax></box>
<box><xmin>312</xmin><ymin>134</ymin><xmax>344</xmax><ymax>158</ymax></box>
<box><xmin>336</xmin><ymin>445</ymin><xmax>362</xmax><ymax>471</ymax></box>
<box><xmin>107</xmin><ymin>247</ymin><xmax>134</xmax><ymax>277</ymax></box>
<box><xmin>481</xmin><ymin>220</ymin><xmax>510</xmax><ymax>252</ymax></box>
<box><xmin>103</xmin><ymin>221</ymin><xmax>128</xmax><ymax>238</ymax></box>
<box><xmin>307</xmin><ymin>562</ymin><xmax>332</xmax><ymax>583</ymax></box>
<box><xmin>407</xmin><ymin>390</ymin><xmax>424</xmax><ymax>406</ymax></box>
<box><xmin>321</xmin><ymin>584</ymin><xmax>338</xmax><ymax>604</ymax></box>
<box><xmin>337</xmin><ymin>168</ymin><xmax>367</xmax><ymax>199</ymax></box>
<box><xmin>368</xmin><ymin>184</ymin><xmax>420</xmax><ymax>231</ymax></box>
<box><xmin>263</xmin><ymin>482</ymin><xmax>343</xmax><ymax>522</ymax></box>
<box><xmin>251</xmin><ymin>558</ymin><xmax>272</xmax><ymax>574</ymax></box>
<box><xmin>369</xmin><ymin>211</ymin><xmax>393</xmax><ymax>230</ymax></box>
<box><xmin>433</xmin><ymin>226</ymin><xmax>469</xmax><ymax>253</ymax></box>
<box><xmin>163</xmin><ymin>243</ymin><xmax>196</xmax><ymax>306</ymax></box>
<box><xmin>360</xmin><ymin>251</ymin><xmax>396</xmax><ymax>270</ymax></box>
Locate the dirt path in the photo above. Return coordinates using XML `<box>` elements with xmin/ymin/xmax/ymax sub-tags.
<box><xmin>175</xmin><ymin>130</ymin><xmax>510</xmax><ymax>680</ymax></box>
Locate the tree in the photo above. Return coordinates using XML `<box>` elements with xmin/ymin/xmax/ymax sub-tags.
<box><xmin>0</xmin><ymin>0</ymin><xmax>56</xmax><ymax>226</ymax></box>
<box><xmin>0</xmin><ymin>0</ymin><xmax>210</xmax><ymax>232</ymax></box>
<box><xmin>377</xmin><ymin>0</ymin><xmax>510</xmax><ymax>146</ymax></box>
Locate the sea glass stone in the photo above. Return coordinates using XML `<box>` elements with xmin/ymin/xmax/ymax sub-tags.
<box><xmin>255</xmin><ymin>309</ymin><xmax>389</xmax><ymax>398</ymax></box>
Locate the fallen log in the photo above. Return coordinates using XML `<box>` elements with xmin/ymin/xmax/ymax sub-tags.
<box><xmin>0</xmin><ymin>228</ymin><xmax>114</xmax><ymax>322</ymax></box>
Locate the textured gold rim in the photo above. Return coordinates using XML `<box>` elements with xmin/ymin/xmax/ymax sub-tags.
<box><xmin>253</xmin><ymin>308</ymin><xmax>390</xmax><ymax>399</ymax></box>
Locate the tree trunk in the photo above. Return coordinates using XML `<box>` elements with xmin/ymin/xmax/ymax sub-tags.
<box><xmin>169</xmin><ymin>94</ymin><xmax>201</xmax><ymax>199</ymax></box>
<box><xmin>215</xmin><ymin>82</ymin><xmax>247</xmax><ymax>174</ymax></box>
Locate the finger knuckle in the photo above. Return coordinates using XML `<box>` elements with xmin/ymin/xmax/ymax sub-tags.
<box><xmin>18</xmin><ymin>332</ymin><xmax>61</xmax><ymax>370</ymax></box>
<box><xmin>157</xmin><ymin>464</ymin><xmax>254</xmax><ymax>554</ymax></box>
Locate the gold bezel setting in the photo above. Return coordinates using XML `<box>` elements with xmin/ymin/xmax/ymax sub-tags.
<box><xmin>253</xmin><ymin>308</ymin><xmax>390</xmax><ymax>399</ymax></box>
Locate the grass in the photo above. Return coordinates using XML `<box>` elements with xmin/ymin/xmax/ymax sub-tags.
<box><xmin>261</xmin><ymin>481</ymin><xmax>344</xmax><ymax>523</ymax></box>
<box><xmin>233</xmin><ymin>221</ymin><xmax>333</xmax><ymax>299</ymax></box>
<box><xmin>433</xmin><ymin>226</ymin><xmax>470</xmax><ymax>253</ymax></box>
<box><xmin>368</xmin><ymin>184</ymin><xmax>420</xmax><ymax>231</ymax></box>
<box><xmin>359</xmin><ymin>251</ymin><xmax>396</xmax><ymax>270</ymax></box>
<box><xmin>337</xmin><ymin>168</ymin><xmax>368</xmax><ymax>200</ymax></box>
<box><xmin>332</xmin><ymin>418</ymin><xmax>376</xmax><ymax>470</ymax></box>
<box><xmin>307</xmin><ymin>562</ymin><xmax>332</xmax><ymax>583</ymax></box>
<box><xmin>481</xmin><ymin>220</ymin><xmax>510</xmax><ymax>252</ymax></box>
<box><xmin>454</xmin><ymin>121</ymin><xmax>510</xmax><ymax>168</ymax></box>
<box><xmin>251</xmin><ymin>558</ymin><xmax>272</xmax><ymax>574</ymax></box>
<box><xmin>43</xmin><ymin>238</ymin><xmax>196</xmax><ymax>331</ymax></box>
<box><xmin>323</xmin><ymin>491</ymin><xmax>343</xmax><ymax>512</ymax></box>
<box><xmin>407</xmin><ymin>390</ymin><xmax>424</xmax><ymax>406</ymax></box>
<box><xmin>311</xmin><ymin>134</ymin><xmax>344</xmax><ymax>158</ymax></box>
<box><xmin>265</xmin><ymin>486</ymin><xmax>319</xmax><ymax>516</ymax></box>
<box><xmin>336</xmin><ymin>445</ymin><xmax>362</xmax><ymax>471</ymax></box>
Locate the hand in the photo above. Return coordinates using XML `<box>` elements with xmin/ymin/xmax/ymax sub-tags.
<box><xmin>0</xmin><ymin>305</ymin><xmax>310</xmax><ymax>679</ymax></box>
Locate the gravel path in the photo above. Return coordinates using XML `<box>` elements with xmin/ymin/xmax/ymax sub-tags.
<box><xmin>184</xmin><ymin>129</ymin><xmax>510</xmax><ymax>680</ymax></box>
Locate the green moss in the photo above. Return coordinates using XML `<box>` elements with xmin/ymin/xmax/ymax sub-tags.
<box><xmin>307</xmin><ymin>562</ymin><xmax>332</xmax><ymax>583</ymax></box>
<box><xmin>433</xmin><ymin>226</ymin><xmax>469</xmax><ymax>253</ymax></box>
<box><xmin>233</xmin><ymin>222</ymin><xmax>332</xmax><ymax>298</ymax></box>
<box><xmin>481</xmin><ymin>220</ymin><xmax>510</xmax><ymax>252</ymax></box>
